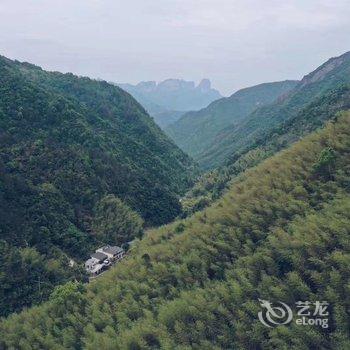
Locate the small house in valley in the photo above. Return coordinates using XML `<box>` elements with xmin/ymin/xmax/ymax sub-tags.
<box><xmin>85</xmin><ymin>245</ymin><xmax>125</xmax><ymax>276</ymax></box>
<box><xmin>96</xmin><ymin>245</ymin><xmax>125</xmax><ymax>261</ymax></box>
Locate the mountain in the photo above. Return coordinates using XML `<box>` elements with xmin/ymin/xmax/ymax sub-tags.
<box><xmin>118</xmin><ymin>78</ymin><xmax>222</xmax><ymax>112</ymax></box>
<box><xmin>197</xmin><ymin>51</ymin><xmax>350</xmax><ymax>169</ymax></box>
<box><xmin>0</xmin><ymin>56</ymin><xmax>196</xmax><ymax>316</ymax></box>
<box><xmin>117</xmin><ymin>78</ymin><xmax>222</xmax><ymax>128</ymax></box>
<box><xmin>165</xmin><ymin>80</ymin><xmax>298</xmax><ymax>158</ymax></box>
<box><xmin>181</xmin><ymin>83</ymin><xmax>350</xmax><ymax>216</ymax></box>
<box><xmin>1</xmin><ymin>111</ymin><xmax>349</xmax><ymax>349</ymax></box>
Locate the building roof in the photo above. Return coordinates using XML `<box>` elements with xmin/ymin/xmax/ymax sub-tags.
<box><xmin>101</xmin><ymin>245</ymin><xmax>124</xmax><ymax>255</ymax></box>
<box><xmin>91</xmin><ymin>252</ymin><xmax>108</xmax><ymax>261</ymax></box>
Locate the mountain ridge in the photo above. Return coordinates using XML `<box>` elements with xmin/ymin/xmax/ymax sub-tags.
<box><xmin>165</xmin><ymin>80</ymin><xmax>299</xmax><ymax>158</ymax></box>
<box><xmin>196</xmin><ymin>51</ymin><xmax>350</xmax><ymax>169</ymax></box>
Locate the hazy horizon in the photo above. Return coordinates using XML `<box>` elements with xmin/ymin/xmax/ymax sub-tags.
<box><xmin>1</xmin><ymin>0</ymin><xmax>349</xmax><ymax>95</ymax></box>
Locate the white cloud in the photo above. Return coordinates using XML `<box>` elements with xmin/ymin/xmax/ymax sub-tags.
<box><xmin>0</xmin><ymin>0</ymin><xmax>349</xmax><ymax>94</ymax></box>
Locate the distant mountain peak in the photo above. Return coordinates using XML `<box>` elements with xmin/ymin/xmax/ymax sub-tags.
<box><xmin>197</xmin><ymin>78</ymin><xmax>211</xmax><ymax>92</ymax></box>
<box><xmin>136</xmin><ymin>81</ymin><xmax>157</xmax><ymax>91</ymax></box>
<box><xmin>165</xmin><ymin>80</ymin><xmax>299</xmax><ymax>161</ymax></box>
<box><xmin>117</xmin><ymin>78</ymin><xmax>222</xmax><ymax>115</ymax></box>
<box><xmin>157</xmin><ymin>79</ymin><xmax>195</xmax><ymax>91</ymax></box>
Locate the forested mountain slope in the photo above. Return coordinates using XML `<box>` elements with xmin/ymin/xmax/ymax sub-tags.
<box><xmin>1</xmin><ymin>111</ymin><xmax>349</xmax><ymax>349</ymax></box>
<box><xmin>198</xmin><ymin>51</ymin><xmax>350</xmax><ymax>169</ymax></box>
<box><xmin>182</xmin><ymin>84</ymin><xmax>350</xmax><ymax>216</ymax></box>
<box><xmin>0</xmin><ymin>56</ymin><xmax>196</xmax><ymax>316</ymax></box>
<box><xmin>166</xmin><ymin>80</ymin><xmax>298</xmax><ymax>158</ymax></box>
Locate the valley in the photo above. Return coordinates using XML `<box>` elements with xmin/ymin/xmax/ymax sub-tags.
<box><xmin>0</xmin><ymin>50</ymin><xmax>349</xmax><ymax>349</ymax></box>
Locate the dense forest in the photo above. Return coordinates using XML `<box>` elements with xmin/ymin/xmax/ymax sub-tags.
<box><xmin>1</xmin><ymin>0</ymin><xmax>349</xmax><ymax>347</ymax></box>
<box><xmin>0</xmin><ymin>56</ymin><xmax>196</xmax><ymax>316</ymax></box>
<box><xmin>1</xmin><ymin>111</ymin><xmax>349</xmax><ymax>349</ymax></box>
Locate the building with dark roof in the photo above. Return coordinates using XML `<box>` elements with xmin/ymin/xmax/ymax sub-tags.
<box><xmin>91</xmin><ymin>251</ymin><xmax>108</xmax><ymax>262</ymax></box>
<box><xmin>85</xmin><ymin>245</ymin><xmax>125</xmax><ymax>276</ymax></box>
<box><xmin>96</xmin><ymin>245</ymin><xmax>125</xmax><ymax>261</ymax></box>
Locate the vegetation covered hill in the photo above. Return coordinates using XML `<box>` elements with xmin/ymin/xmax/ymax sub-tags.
<box><xmin>1</xmin><ymin>111</ymin><xmax>349</xmax><ymax>349</ymax></box>
<box><xmin>181</xmin><ymin>84</ymin><xmax>350</xmax><ymax>216</ymax></box>
<box><xmin>0</xmin><ymin>56</ymin><xmax>196</xmax><ymax>316</ymax></box>
<box><xmin>165</xmin><ymin>80</ymin><xmax>298</xmax><ymax>158</ymax></box>
<box><xmin>198</xmin><ymin>51</ymin><xmax>350</xmax><ymax>169</ymax></box>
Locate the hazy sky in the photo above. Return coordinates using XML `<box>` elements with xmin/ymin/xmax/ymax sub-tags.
<box><xmin>1</xmin><ymin>0</ymin><xmax>349</xmax><ymax>95</ymax></box>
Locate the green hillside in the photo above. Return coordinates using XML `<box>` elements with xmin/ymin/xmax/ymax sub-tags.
<box><xmin>1</xmin><ymin>111</ymin><xmax>349</xmax><ymax>349</ymax></box>
<box><xmin>165</xmin><ymin>80</ymin><xmax>298</xmax><ymax>158</ymax></box>
<box><xmin>198</xmin><ymin>51</ymin><xmax>350</xmax><ymax>169</ymax></box>
<box><xmin>0</xmin><ymin>56</ymin><xmax>196</xmax><ymax>316</ymax></box>
<box><xmin>181</xmin><ymin>84</ymin><xmax>350</xmax><ymax>216</ymax></box>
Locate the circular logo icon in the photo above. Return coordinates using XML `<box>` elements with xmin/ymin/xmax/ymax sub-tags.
<box><xmin>258</xmin><ymin>298</ymin><xmax>293</xmax><ymax>327</ymax></box>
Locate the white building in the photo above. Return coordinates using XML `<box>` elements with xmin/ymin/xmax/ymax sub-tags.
<box><xmin>85</xmin><ymin>245</ymin><xmax>124</xmax><ymax>275</ymax></box>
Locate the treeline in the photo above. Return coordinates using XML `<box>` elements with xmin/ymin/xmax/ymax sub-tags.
<box><xmin>1</xmin><ymin>112</ymin><xmax>349</xmax><ymax>349</ymax></box>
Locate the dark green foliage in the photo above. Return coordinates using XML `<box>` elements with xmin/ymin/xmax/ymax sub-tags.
<box><xmin>0</xmin><ymin>55</ymin><xmax>195</xmax><ymax>225</ymax></box>
<box><xmin>0</xmin><ymin>112</ymin><xmax>349</xmax><ymax>349</ymax></box>
<box><xmin>0</xmin><ymin>55</ymin><xmax>196</xmax><ymax>316</ymax></box>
